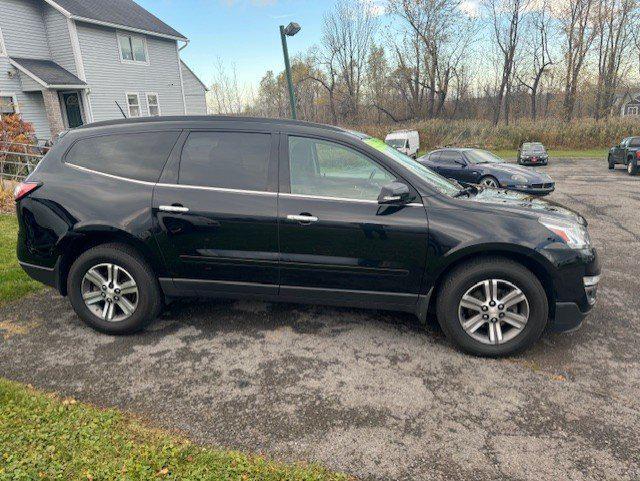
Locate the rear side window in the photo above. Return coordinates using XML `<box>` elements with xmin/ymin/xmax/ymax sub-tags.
<box><xmin>179</xmin><ymin>131</ymin><xmax>271</xmax><ymax>191</ymax></box>
<box><xmin>65</xmin><ymin>131</ymin><xmax>180</xmax><ymax>182</ymax></box>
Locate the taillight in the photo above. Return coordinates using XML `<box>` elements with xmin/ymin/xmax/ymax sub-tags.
<box><xmin>13</xmin><ymin>182</ymin><xmax>41</xmax><ymax>202</ymax></box>
<box><xmin>636</xmin><ymin>151</ymin><xmax>640</xmax><ymax>159</ymax></box>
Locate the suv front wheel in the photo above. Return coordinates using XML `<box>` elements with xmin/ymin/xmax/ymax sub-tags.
<box><xmin>67</xmin><ymin>244</ymin><xmax>163</xmax><ymax>334</ymax></box>
<box><xmin>436</xmin><ymin>258</ymin><xmax>548</xmax><ymax>357</ymax></box>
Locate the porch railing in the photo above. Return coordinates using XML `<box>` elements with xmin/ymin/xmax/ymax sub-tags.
<box><xmin>0</xmin><ymin>141</ymin><xmax>47</xmax><ymax>182</ymax></box>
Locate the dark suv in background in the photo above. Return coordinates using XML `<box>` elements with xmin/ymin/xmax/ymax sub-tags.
<box><xmin>15</xmin><ymin>117</ymin><xmax>600</xmax><ymax>356</ymax></box>
<box><xmin>608</xmin><ymin>136</ymin><xmax>640</xmax><ymax>175</ymax></box>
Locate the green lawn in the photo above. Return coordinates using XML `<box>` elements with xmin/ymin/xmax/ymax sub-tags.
<box><xmin>0</xmin><ymin>378</ymin><xmax>350</xmax><ymax>481</ymax></box>
<box><xmin>492</xmin><ymin>149</ymin><xmax>608</xmax><ymax>160</ymax></box>
<box><xmin>0</xmin><ymin>214</ymin><xmax>43</xmax><ymax>306</ymax></box>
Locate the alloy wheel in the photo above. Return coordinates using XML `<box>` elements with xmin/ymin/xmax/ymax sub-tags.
<box><xmin>81</xmin><ymin>263</ymin><xmax>139</xmax><ymax>322</ymax></box>
<box><xmin>458</xmin><ymin>279</ymin><xmax>529</xmax><ymax>345</ymax></box>
<box><xmin>481</xmin><ymin>177</ymin><xmax>499</xmax><ymax>188</ymax></box>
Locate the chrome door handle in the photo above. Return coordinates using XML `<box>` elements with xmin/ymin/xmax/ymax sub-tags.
<box><xmin>159</xmin><ymin>205</ymin><xmax>189</xmax><ymax>213</ymax></box>
<box><xmin>287</xmin><ymin>214</ymin><xmax>318</xmax><ymax>223</ymax></box>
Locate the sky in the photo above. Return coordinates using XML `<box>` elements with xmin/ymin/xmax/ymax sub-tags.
<box><xmin>134</xmin><ymin>0</ymin><xmax>347</xmax><ymax>89</ymax></box>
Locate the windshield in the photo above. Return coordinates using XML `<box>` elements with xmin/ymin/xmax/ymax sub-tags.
<box><xmin>365</xmin><ymin>138</ymin><xmax>461</xmax><ymax>197</ymax></box>
<box><xmin>386</xmin><ymin>138</ymin><xmax>407</xmax><ymax>148</ymax></box>
<box><xmin>464</xmin><ymin>149</ymin><xmax>504</xmax><ymax>164</ymax></box>
<box><xmin>523</xmin><ymin>143</ymin><xmax>546</xmax><ymax>153</ymax></box>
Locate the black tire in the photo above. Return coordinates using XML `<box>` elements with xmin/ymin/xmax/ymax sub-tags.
<box><xmin>435</xmin><ymin>257</ymin><xmax>548</xmax><ymax>357</ymax></box>
<box><xmin>608</xmin><ymin>155</ymin><xmax>615</xmax><ymax>170</ymax></box>
<box><xmin>67</xmin><ymin>243</ymin><xmax>162</xmax><ymax>334</ymax></box>
<box><xmin>628</xmin><ymin>159</ymin><xmax>638</xmax><ymax>176</ymax></box>
<box><xmin>480</xmin><ymin>175</ymin><xmax>500</xmax><ymax>188</ymax></box>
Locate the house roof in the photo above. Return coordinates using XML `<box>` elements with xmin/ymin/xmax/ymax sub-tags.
<box><xmin>45</xmin><ymin>0</ymin><xmax>187</xmax><ymax>41</ymax></box>
<box><xmin>10</xmin><ymin>57</ymin><xmax>88</xmax><ymax>89</ymax></box>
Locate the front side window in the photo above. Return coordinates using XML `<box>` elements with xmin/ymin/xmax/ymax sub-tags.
<box><xmin>146</xmin><ymin>93</ymin><xmax>160</xmax><ymax>116</ymax></box>
<box><xmin>127</xmin><ymin>94</ymin><xmax>141</xmax><ymax>118</ymax></box>
<box><xmin>118</xmin><ymin>34</ymin><xmax>147</xmax><ymax>63</ymax></box>
<box><xmin>179</xmin><ymin>131</ymin><xmax>271</xmax><ymax>191</ymax></box>
<box><xmin>65</xmin><ymin>131</ymin><xmax>180</xmax><ymax>182</ymax></box>
<box><xmin>288</xmin><ymin>136</ymin><xmax>395</xmax><ymax>201</ymax></box>
<box><xmin>438</xmin><ymin>150</ymin><xmax>463</xmax><ymax>165</ymax></box>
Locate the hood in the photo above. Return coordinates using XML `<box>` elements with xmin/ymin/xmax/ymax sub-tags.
<box><xmin>480</xmin><ymin>162</ymin><xmax>552</xmax><ymax>182</ymax></box>
<box><xmin>468</xmin><ymin>188</ymin><xmax>586</xmax><ymax>225</ymax></box>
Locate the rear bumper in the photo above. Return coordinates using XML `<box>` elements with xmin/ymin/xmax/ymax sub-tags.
<box><xmin>19</xmin><ymin>260</ymin><xmax>60</xmax><ymax>291</ymax></box>
<box><xmin>519</xmin><ymin>158</ymin><xmax>549</xmax><ymax>165</ymax></box>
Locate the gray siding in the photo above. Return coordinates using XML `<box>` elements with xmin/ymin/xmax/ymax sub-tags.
<box><xmin>77</xmin><ymin>22</ymin><xmax>185</xmax><ymax>121</ymax></box>
<box><xmin>1</xmin><ymin>57</ymin><xmax>50</xmax><ymax>139</ymax></box>
<box><xmin>43</xmin><ymin>5</ymin><xmax>77</xmax><ymax>76</ymax></box>
<box><xmin>0</xmin><ymin>0</ymin><xmax>51</xmax><ymax>59</ymax></box>
<box><xmin>180</xmin><ymin>61</ymin><xmax>207</xmax><ymax>115</ymax></box>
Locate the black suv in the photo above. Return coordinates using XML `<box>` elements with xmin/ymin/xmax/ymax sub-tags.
<box><xmin>15</xmin><ymin>117</ymin><xmax>600</xmax><ymax>356</ymax></box>
<box><xmin>608</xmin><ymin>136</ymin><xmax>640</xmax><ymax>175</ymax></box>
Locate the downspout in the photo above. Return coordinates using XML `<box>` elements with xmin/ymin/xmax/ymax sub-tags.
<box><xmin>176</xmin><ymin>39</ymin><xmax>189</xmax><ymax>114</ymax></box>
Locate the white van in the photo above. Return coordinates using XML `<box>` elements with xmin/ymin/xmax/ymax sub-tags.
<box><xmin>385</xmin><ymin>130</ymin><xmax>420</xmax><ymax>159</ymax></box>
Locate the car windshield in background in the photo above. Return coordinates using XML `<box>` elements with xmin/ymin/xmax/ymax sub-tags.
<box><xmin>365</xmin><ymin>138</ymin><xmax>461</xmax><ymax>197</ymax></box>
<box><xmin>386</xmin><ymin>139</ymin><xmax>406</xmax><ymax>148</ymax></box>
<box><xmin>465</xmin><ymin>150</ymin><xmax>504</xmax><ymax>164</ymax></box>
<box><xmin>523</xmin><ymin>143</ymin><xmax>546</xmax><ymax>153</ymax></box>
<box><xmin>629</xmin><ymin>138</ymin><xmax>640</xmax><ymax>147</ymax></box>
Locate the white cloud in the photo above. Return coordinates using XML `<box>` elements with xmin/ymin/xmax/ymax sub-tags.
<box><xmin>362</xmin><ymin>0</ymin><xmax>386</xmax><ymax>17</ymax></box>
<box><xmin>460</xmin><ymin>0</ymin><xmax>480</xmax><ymax>18</ymax></box>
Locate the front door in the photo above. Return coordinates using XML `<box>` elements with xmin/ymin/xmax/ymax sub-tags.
<box><xmin>62</xmin><ymin>92</ymin><xmax>83</xmax><ymax>128</ymax></box>
<box><xmin>277</xmin><ymin>134</ymin><xmax>429</xmax><ymax>310</ymax></box>
<box><xmin>153</xmin><ymin>130</ymin><xmax>280</xmax><ymax>296</ymax></box>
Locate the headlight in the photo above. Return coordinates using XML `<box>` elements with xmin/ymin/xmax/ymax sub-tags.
<box><xmin>511</xmin><ymin>174</ymin><xmax>528</xmax><ymax>183</ymax></box>
<box><xmin>539</xmin><ymin>216</ymin><xmax>590</xmax><ymax>249</ymax></box>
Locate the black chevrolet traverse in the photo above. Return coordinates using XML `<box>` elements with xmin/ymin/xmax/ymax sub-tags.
<box><xmin>15</xmin><ymin>117</ymin><xmax>600</xmax><ymax>356</ymax></box>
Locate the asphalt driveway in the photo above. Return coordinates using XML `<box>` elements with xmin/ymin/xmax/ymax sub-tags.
<box><xmin>1</xmin><ymin>157</ymin><xmax>639</xmax><ymax>480</ymax></box>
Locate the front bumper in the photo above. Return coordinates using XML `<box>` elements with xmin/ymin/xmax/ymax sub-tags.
<box><xmin>547</xmin><ymin>248</ymin><xmax>601</xmax><ymax>332</ymax></box>
<box><xmin>506</xmin><ymin>184</ymin><xmax>555</xmax><ymax>196</ymax></box>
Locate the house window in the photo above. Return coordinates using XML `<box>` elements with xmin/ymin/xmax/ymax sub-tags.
<box><xmin>146</xmin><ymin>93</ymin><xmax>160</xmax><ymax>116</ymax></box>
<box><xmin>118</xmin><ymin>33</ymin><xmax>148</xmax><ymax>63</ymax></box>
<box><xmin>627</xmin><ymin>106</ymin><xmax>639</xmax><ymax>116</ymax></box>
<box><xmin>0</xmin><ymin>94</ymin><xmax>18</xmax><ymax>118</ymax></box>
<box><xmin>126</xmin><ymin>93</ymin><xmax>141</xmax><ymax>118</ymax></box>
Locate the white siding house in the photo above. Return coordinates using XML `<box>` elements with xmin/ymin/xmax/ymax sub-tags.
<box><xmin>0</xmin><ymin>0</ymin><xmax>208</xmax><ymax>140</ymax></box>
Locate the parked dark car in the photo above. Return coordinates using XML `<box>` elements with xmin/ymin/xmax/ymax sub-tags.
<box><xmin>418</xmin><ymin>148</ymin><xmax>555</xmax><ymax>195</ymax></box>
<box><xmin>518</xmin><ymin>142</ymin><xmax>549</xmax><ymax>165</ymax></box>
<box><xmin>15</xmin><ymin>117</ymin><xmax>600</xmax><ymax>357</ymax></box>
<box><xmin>608</xmin><ymin>136</ymin><xmax>640</xmax><ymax>175</ymax></box>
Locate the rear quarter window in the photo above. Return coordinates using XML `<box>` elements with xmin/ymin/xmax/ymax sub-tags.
<box><xmin>65</xmin><ymin>131</ymin><xmax>181</xmax><ymax>182</ymax></box>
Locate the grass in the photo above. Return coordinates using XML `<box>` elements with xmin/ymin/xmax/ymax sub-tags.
<box><xmin>0</xmin><ymin>214</ymin><xmax>43</xmax><ymax>307</ymax></box>
<box><xmin>492</xmin><ymin>149</ymin><xmax>608</xmax><ymax>160</ymax></box>
<box><xmin>0</xmin><ymin>378</ymin><xmax>351</xmax><ymax>481</ymax></box>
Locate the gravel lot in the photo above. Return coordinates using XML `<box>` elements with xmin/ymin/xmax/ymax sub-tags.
<box><xmin>1</xmin><ymin>157</ymin><xmax>638</xmax><ymax>480</ymax></box>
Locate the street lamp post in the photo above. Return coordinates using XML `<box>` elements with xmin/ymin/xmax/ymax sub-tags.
<box><xmin>279</xmin><ymin>22</ymin><xmax>301</xmax><ymax>120</ymax></box>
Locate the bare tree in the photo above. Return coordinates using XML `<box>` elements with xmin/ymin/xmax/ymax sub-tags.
<box><xmin>593</xmin><ymin>0</ymin><xmax>639</xmax><ymax>119</ymax></box>
<box><xmin>557</xmin><ymin>0</ymin><xmax>597</xmax><ymax>121</ymax></box>
<box><xmin>207</xmin><ymin>59</ymin><xmax>248</xmax><ymax>115</ymax></box>
<box><xmin>485</xmin><ymin>0</ymin><xmax>530</xmax><ymax>126</ymax></box>
<box><xmin>388</xmin><ymin>0</ymin><xmax>475</xmax><ymax>119</ymax></box>
<box><xmin>516</xmin><ymin>0</ymin><xmax>554</xmax><ymax>120</ymax></box>
<box><xmin>319</xmin><ymin>0</ymin><xmax>378</xmax><ymax>122</ymax></box>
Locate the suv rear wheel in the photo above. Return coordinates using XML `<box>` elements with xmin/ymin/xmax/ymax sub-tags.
<box><xmin>436</xmin><ymin>258</ymin><xmax>548</xmax><ymax>357</ymax></box>
<box><xmin>67</xmin><ymin>244</ymin><xmax>162</xmax><ymax>334</ymax></box>
<box><xmin>608</xmin><ymin>155</ymin><xmax>615</xmax><ymax>170</ymax></box>
<box><xmin>628</xmin><ymin>158</ymin><xmax>638</xmax><ymax>176</ymax></box>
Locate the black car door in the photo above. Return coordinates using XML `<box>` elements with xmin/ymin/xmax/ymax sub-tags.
<box><xmin>277</xmin><ymin>133</ymin><xmax>429</xmax><ymax>310</ymax></box>
<box><xmin>431</xmin><ymin>150</ymin><xmax>465</xmax><ymax>182</ymax></box>
<box><xmin>153</xmin><ymin>129</ymin><xmax>280</xmax><ymax>296</ymax></box>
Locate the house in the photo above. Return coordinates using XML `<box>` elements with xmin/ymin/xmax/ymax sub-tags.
<box><xmin>0</xmin><ymin>0</ymin><xmax>208</xmax><ymax>141</ymax></box>
<box><xmin>614</xmin><ymin>91</ymin><xmax>640</xmax><ymax>117</ymax></box>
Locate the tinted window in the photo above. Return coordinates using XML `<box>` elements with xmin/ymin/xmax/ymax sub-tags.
<box><xmin>289</xmin><ymin>136</ymin><xmax>395</xmax><ymax>200</ymax></box>
<box><xmin>439</xmin><ymin>150</ymin><xmax>463</xmax><ymax>164</ymax></box>
<box><xmin>629</xmin><ymin>137</ymin><xmax>640</xmax><ymax>147</ymax></box>
<box><xmin>66</xmin><ymin>131</ymin><xmax>180</xmax><ymax>182</ymax></box>
<box><xmin>179</xmin><ymin>132</ymin><xmax>271</xmax><ymax>191</ymax></box>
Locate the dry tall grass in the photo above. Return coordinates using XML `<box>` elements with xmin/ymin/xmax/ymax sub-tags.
<box><xmin>354</xmin><ymin>118</ymin><xmax>639</xmax><ymax>150</ymax></box>
<box><xmin>0</xmin><ymin>180</ymin><xmax>16</xmax><ymax>214</ymax></box>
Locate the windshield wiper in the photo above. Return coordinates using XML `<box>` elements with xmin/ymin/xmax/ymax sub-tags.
<box><xmin>453</xmin><ymin>185</ymin><xmax>479</xmax><ymax>198</ymax></box>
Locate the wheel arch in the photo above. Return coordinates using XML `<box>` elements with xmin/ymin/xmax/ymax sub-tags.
<box><xmin>426</xmin><ymin>247</ymin><xmax>556</xmax><ymax>321</ymax></box>
<box><xmin>57</xmin><ymin>226</ymin><xmax>165</xmax><ymax>296</ymax></box>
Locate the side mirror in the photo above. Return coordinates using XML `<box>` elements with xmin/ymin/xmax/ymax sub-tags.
<box><xmin>455</xmin><ymin>159</ymin><xmax>467</xmax><ymax>167</ymax></box>
<box><xmin>378</xmin><ymin>182</ymin><xmax>411</xmax><ymax>205</ymax></box>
